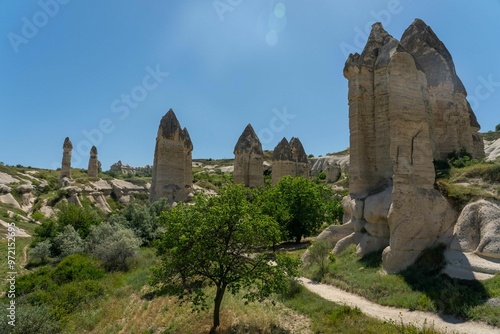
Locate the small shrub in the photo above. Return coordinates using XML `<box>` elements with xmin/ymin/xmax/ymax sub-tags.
<box><xmin>28</xmin><ymin>240</ymin><xmax>52</xmax><ymax>265</ymax></box>
<box><xmin>0</xmin><ymin>304</ymin><xmax>60</xmax><ymax>334</ymax></box>
<box><xmin>52</xmin><ymin>225</ymin><xmax>85</xmax><ymax>258</ymax></box>
<box><xmin>86</xmin><ymin>222</ymin><xmax>141</xmax><ymax>271</ymax></box>
<box><xmin>305</xmin><ymin>239</ymin><xmax>335</xmax><ymax>281</ymax></box>
<box><xmin>51</xmin><ymin>254</ymin><xmax>104</xmax><ymax>284</ymax></box>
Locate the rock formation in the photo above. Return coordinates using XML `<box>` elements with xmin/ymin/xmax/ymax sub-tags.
<box><xmin>400</xmin><ymin>19</ymin><xmax>485</xmax><ymax>160</ymax></box>
<box><xmin>233</xmin><ymin>124</ymin><xmax>264</xmax><ymax>187</ymax></box>
<box><xmin>150</xmin><ymin>109</ymin><xmax>193</xmax><ymax>203</ymax></box>
<box><xmin>272</xmin><ymin>138</ymin><xmax>295</xmax><ymax>184</ymax></box>
<box><xmin>272</xmin><ymin>137</ymin><xmax>310</xmax><ymax>184</ymax></box>
<box><xmin>88</xmin><ymin>146</ymin><xmax>99</xmax><ymax>178</ymax></box>
<box><xmin>109</xmin><ymin>160</ymin><xmax>152</xmax><ymax>176</ymax></box>
<box><xmin>60</xmin><ymin>137</ymin><xmax>73</xmax><ymax>180</ymax></box>
<box><xmin>444</xmin><ymin>200</ymin><xmax>500</xmax><ymax>280</ymax></box>
<box><xmin>290</xmin><ymin>137</ymin><xmax>310</xmax><ymax>178</ymax></box>
<box><xmin>324</xmin><ymin>19</ymin><xmax>487</xmax><ymax>273</ymax></box>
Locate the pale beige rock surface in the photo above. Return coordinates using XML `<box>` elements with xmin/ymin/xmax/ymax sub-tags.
<box><xmin>336</xmin><ymin>19</ymin><xmax>476</xmax><ymax>273</ymax></box>
<box><xmin>150</xmin><ymin>109</ymin><xmax>193</xmax><ymax>203</ymax></box>
<box><xmin>233</xmin><ymin>124</ymin><xmax>264</xmax><ymax>187</ymax></box>
<box><xmin>60</xmin><ymin>137</ymin><xmax>73</xmax><ymax>180</ymax></box>
<box><xmin>88</xmin><ymin>146</ymin><xmax>99</xmax><ymax>178</ymax></box>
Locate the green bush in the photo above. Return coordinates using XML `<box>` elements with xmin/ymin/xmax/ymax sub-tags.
<box><xmin>52</xmin><ymin>225</ymin><xmax>85</xmax><ymax>258</ymax></box>
<box><xmin>51</xmin><ymin>254</ymin><xmax>104</xmax><ymax>284</ymax></box>
<box><xmin>86</xmin><ymin>222</ymin><xmax>141</xmax><ymax>271</ymax></box>
<box><xmin>0</xmin><ymin>304</ymin><xmax>60</xmax><ymax>334</ymax></box>
<box><xmin>16</xmin><ymin>266</ymin><xmax>56</xmax><ymax>296</ymax></box>
<box><xmin>56</xmin><ymin>202</ymin><xmax>103</xmax><ymax>237</ymax></box>
<box><xmin>28</xmin><ymin>240</ymin><xmax>52</xmax><ymax>265</ymax></box>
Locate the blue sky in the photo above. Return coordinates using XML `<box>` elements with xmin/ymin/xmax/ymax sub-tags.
<box><xmin>1</xmin><ymin>1</ymin><xmax>500</xmax><ymax>170</ymax></box>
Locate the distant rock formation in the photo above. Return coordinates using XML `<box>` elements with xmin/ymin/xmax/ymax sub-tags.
<box><xmin>290</xmin><ymin>137</ymin><xmax>310</xmax><ymax>178</ymax></box>
<box><xmin>88</xmin><ymin>146</ymin><xmax>99</xmax><ymax>178</ymax></box>
<box><xmin>150</xmin><ymin>109</ymin><xmax>193</xmax><ymax>203</ymax></box>
<box><xmin>323</xmin><ymin>19</ymin><xmax>487</xmax><ymax>273</ymax></box>
<box><xmin>233</xmin><ymin>124</ymin><xmax>264</xmax><ymax>187</ymax></box>
<box><xmin>109</xmin><ymin>160</ymin><xmax>152</xmax><ymax>176</ymax></box>
<box><xmin>272</xmin><ymin>137</ymin><xmax>310</xmax><ymax>184</ymax></box>
<box><xmin>272</xmin><ymin>138</ymin><xmax>295</xmax><ymax>184</ymax></box>
<box><xmin>60</xmin><ymin>137</ymin><xmax>73</xmax><ymax>181</ymax></box>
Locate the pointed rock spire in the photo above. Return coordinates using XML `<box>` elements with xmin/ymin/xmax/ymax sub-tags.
<box><xmin>88</xmin><ymin>146</ymin><xmax>99</xmax><ymax>178</ymax></box>
<box><xmin>290</xmin><ymin>137</ymin><xmax>308</xmax><ymax>164</ymax></box>
<box><xmin>151</xmin><ymin>109</ymin><xmax>193</xmax><ymax>203</ymax></box>
<box><xmin>272</xmin><ymin>137</ymin><xmax>293</xmax><ymax>161</ymax></box>
<box><xmin>233</xmin><ymin>124</ymin><xmax>263</xmax><ymax>187</ymax></box>
<box><xmin>233</xmin><ymin>124</ymin><xmax>263</xmax><ymax>155</ymax></box>
<box><xmin>60</xmin><ymin>137</ymin><xmax>73</xmax><ymax>180</ymax></box>
<box><xmin>400</xmin><ymin>18</ymin><xmax>465</xmax><ymax>93</ymax></box>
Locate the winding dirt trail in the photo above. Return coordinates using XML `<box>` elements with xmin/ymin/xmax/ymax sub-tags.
<box><xmin>299</xmin><ymin>278</ymin><xmax>499</xmax><ymax>334</ymax></box>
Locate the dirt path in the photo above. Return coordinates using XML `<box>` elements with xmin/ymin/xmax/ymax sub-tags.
<box><xmin>20</xmin><ymin>244</ymin><xmax>29</xmax><ymax>268</ymax></box>
<box><xmin>299</xmin><ymin>278</ymin><xmax>499</xmax><ymax>334</ymax></box>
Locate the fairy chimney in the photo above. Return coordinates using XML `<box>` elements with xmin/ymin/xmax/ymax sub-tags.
<box><xmin>60</xmin><ymin>137</ymin><xmax>73</xmax><ymax>180</ymax></box>
<box><xmin>88</xmin><ymin>146</ymin><xmax>99</xmax><ymax>178</ymax></box>
<box><xmin>150</xmin><ymin>109</ymin><xmax>193</xmax><ymax>203</ymax></box>
<box><xmin>290</xmin><ymin>137</ymin><xmax>310</xmax><ymax>178</ymax></box>
<box><xmin>272</xmin><ymin>137</ymin><xmax>295</xmax><ymax>184</ymax></box>
<box><xmin>233</xmin><ymin>124</ymin><xmax>264</xmax><ymax>187</ymax></box>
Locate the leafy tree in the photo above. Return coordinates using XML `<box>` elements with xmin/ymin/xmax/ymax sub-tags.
<box><xmin>28</xmin><ymin>240</ymin><xmax>52</xmax><ymax>264</ymax></box>
<box><xmin>496</xmin><ymin>123</ymin><xmax>500</xmax><ymax>132</ymax></box>
<box><xmin>305</xmin><ymin>239</ymin><xmax>336</xmax><ymax>280</ymax></box>
<box><xmin>151</xmin><ymin>185</ymin><xmax>299</xmax><ymax>334</ymax></box>
<box><xmin>109</xmin><ymin>198</ymin><xmax>169</xmax><ymax>245</ymax></box>
<box><xmin>265</xmin><ymin>176</ymin><xmax>334</xmax><ymax>243</ymax></box>
<box><xmin>56</xmin><ymin>202</ymin><xmax>103</xmax><ymax>237</ymax></box>
<box><xmin>52</xmin><ymin>225</ymin><xmax>85</xmax><ymax>258</ymax></box>
<box><xmin>86</xmin><ymin>222</ymin><xmax>141</xmax><ymax>271</ymax></box>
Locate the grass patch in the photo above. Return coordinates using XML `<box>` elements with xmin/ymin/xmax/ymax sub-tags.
<box><xmin>306</xmin><ymin>245</ymin><xmax>500</xmax><ymax>327</ymax></box>
<box><xmin>281</xmin><ymin>283</ymin><xmax>443</xmax><ymax>333</ymax></box>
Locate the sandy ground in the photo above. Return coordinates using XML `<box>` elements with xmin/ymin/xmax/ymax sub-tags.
<box><xmin>299</xmin><ymin>277</ymin><xmax>499</xmax><ymax>334</ymax></box>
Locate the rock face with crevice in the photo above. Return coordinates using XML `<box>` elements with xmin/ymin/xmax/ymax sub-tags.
<box><xmin>150</xmin><ymin>109</ymin><xmax>193</xmax><ymax>203</ymax></box>
<box><xmin>60</xmin><ymin>137</ymin><xmax>73</xmax><ymax>181</ymax></box>
<box><xmin>272</xmin><ymin>137</ymin><xmax>310</xmax><ymax>184</ymax></box>
<box><xmin>88</xmin><ymin>146</ymin><xmax>100</xmax><ymax>178</ymax></box>
<box><xmin>328</xmin><ymin>19</ymin><xmax>487</xmax><ymax>273</ymax></box>
<box><xmin>233</xmin><ymin>124</ymin><xmax>264</xmax><ymax>187</ymax></box>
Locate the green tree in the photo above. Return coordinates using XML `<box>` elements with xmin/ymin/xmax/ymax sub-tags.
<box><xmin>109</xmin><ymin>198</ymin><xmax>169</xmax><ymax>246</ymax></box>
<box><xmin>86</xmin><ymin>222</ymin><xmax>141</xmax><ymax>271</ymax></box>
<box><xmin>151</xmin><ymin>185</ymin><xmax>299</xmax><ymax>334</ymax></box>
<box><xmin>496</xmin><ymin>123</ymin><xmax>500</xmax><ymax>132</ymax></box>
<box><xmin>266</xmin><ymin>176</ymin><xmax>333</xmax><ymax>243</ymax></box>
<box><xmin>52</xmin><ymin>225</ymin><xmax>85</xmax><ymax>258</ymax></box>
<box><xmin>28</xmin><ymin>240</ymin><xmax>52</xmax><ymax>264</ymax></box>
<box><xmin>56</xmin><ymin>202</ymin><xmax>103</xmax><ymax>237</ymax></box>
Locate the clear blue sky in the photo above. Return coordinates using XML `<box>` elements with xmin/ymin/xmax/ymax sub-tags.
<box><xmin>1</xmin><ymin>1</ymin><xmax>499</xmax><ymax>170</ymax></box>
